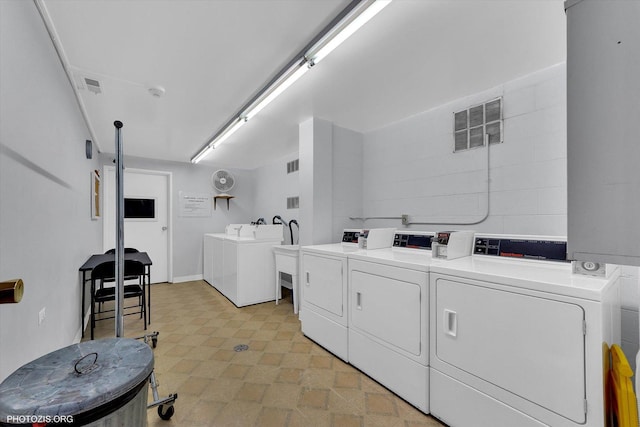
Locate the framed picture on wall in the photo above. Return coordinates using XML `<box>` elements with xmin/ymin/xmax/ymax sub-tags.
<box><xmin>91</xmin><ymin>170</ymin><xmax>100</xmax><ymax>220</ymax></box>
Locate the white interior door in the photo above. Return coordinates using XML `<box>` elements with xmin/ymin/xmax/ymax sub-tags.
<box><xmin>103</xmin><ymin>167</ymin><xmax>170</xmax><ymax>283</ymax></box>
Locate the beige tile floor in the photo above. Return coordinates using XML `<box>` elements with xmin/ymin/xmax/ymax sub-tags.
<box><xmin>87</xmin><ymin>281</ymin><xmax>446</xmax><ymax>427</ymax></box>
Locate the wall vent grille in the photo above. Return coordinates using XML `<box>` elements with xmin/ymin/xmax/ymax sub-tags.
<box><xmin>287</xmin><ymin>196</ymin><xmax>299</xmax><ymax>209</ymax></box>
<box><xmin>287</xmin><ymin>159</ymin><xmax>299</xmax><ymax>174</ymax></box>
<box><xmin>453</xmin><ymin>97</ymin><xmax>502</xmax><ymax>152</ymax></box>
<box><xmin>84</xmin><ymin>78</ymin><xmax>102</xmax><ymax>95</ymax></box>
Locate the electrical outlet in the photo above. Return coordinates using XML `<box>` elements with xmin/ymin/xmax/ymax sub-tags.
<box><xmin>38</xmin><ymin>307</ymin><xmax>46</xmax><ymax>325</ymax></box>
<box><xmin>401</xmin><ymin>214</ymin><xmax>409</xmax><ymax>225</ymax></box>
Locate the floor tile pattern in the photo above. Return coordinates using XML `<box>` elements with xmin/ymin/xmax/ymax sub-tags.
<box><xmin>87</xmin><ymin>281</ymin><xmax>446</xmax><ymax>427</ymax></box>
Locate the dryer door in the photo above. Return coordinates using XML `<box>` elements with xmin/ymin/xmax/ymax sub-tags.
<box><xmin>302</xmin><ymin>253</ymin><xmax>345</xmax><ymax>318</ymax></box>
<box><xmin>349</xmin><ymin>259</ymin><xmax>426</xmax><ymax>357</ymax></box>
<box><xmin>434</xmin><ymin>277</ymin><xmax>586</xmax><ymax>423</ymax></box>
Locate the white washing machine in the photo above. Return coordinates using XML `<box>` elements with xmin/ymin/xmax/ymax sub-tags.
<box><xmin>299</xmin><ymin>229</ymin><xmax>362</xmax><ymax>361</ymax></box>
<box><xmin>346</xmin><ymin>231</ymin><xmax>434</xmax><ymax>412</ymax></box>
<box><xmin>428</xmin><ymin>235</ymin><xmax>621</xmax><ymax>427</ymax></box>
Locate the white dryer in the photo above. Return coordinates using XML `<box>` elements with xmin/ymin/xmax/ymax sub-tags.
<box><xmin>346</xmin><ymin>231</ymin><xmax>434</xmax><ymax>412</ymax></box>
<box><xmin>299</xmin><ymin>230</ymin><xmax>362</xmax><ymax>361</ymax></box>
<box><xmin>428</xmin><ymin>235</ymin><xmax>621</xmax><ymax>427</ymax></box>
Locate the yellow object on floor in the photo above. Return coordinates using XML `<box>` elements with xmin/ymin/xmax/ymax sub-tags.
<box><xmin>610</xmin><ymin>344</ymin><xmax>638</xmax><ymax>427</ymax></box>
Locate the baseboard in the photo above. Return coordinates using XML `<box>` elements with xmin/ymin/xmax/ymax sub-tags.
<box><xmin>73</xmin><ymin>309</ymin><xmax>91</xmax><ymax>343</ymax></box>
<box><xmin>172</xmin><ymin>274</ymin><xmax>203</xmax><ymax>283</ymax></box>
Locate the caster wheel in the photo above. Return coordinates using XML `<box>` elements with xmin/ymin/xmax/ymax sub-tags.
<box><xmin>158</xmin><ymin>404</ymin><xmax>174</xmax><ymax>420</ymax></box>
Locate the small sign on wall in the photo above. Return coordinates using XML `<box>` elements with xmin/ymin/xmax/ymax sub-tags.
<box><xmin>178</xmin><ymin>191</ymin><xmax>212</xmax><ymax>217</ymax></box>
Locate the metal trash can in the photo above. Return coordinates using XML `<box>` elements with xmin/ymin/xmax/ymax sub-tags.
<box><xmin>0</xmin><ymin>338</ymin><xmax>153</xmax><ymax>426</ymax></box>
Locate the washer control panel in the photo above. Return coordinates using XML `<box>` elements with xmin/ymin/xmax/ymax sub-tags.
<box><xmin>393</xmin><ymin>232</ymin><xmax>434</xmax><ymax>250</ymax></box>
<box><xmin>342</xmin><ymin>229</ymin><xmax>361</xmax><ymax>244</ymax></box>
<box><xmin>474</xmin><ymin>236</ymin><xmax>567</xmax><ymax>262</ymax></box>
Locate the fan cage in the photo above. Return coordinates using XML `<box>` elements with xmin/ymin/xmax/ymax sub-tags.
<box><xmin>212</xmin><ymin>170</ymin><xmax>235</xmax><ymax>193</ymax></box>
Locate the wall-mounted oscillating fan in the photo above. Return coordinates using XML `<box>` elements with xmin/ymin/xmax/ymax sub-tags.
<box><xmin>211</xmin><ymin>169</ymin><xmax>235</xmax><ymax>196</ymax></box>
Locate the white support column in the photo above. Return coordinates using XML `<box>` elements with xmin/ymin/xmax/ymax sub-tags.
<box><xmin>299</xmin><ymin>117</ymin><xmax>333</xmax><ymax>246</ymax></box>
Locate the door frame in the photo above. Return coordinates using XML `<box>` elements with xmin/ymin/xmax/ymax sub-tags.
<box><xmin>102</xmin><ymin>166</ymin><xmax>173</xmax><ymax>283</ymax></box>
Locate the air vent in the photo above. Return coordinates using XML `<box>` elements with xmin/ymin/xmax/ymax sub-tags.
<box><xmin>85</xmin><ymin>78</ymin><xmax>102</xmax><ymax>95</ymax></box>
<box><xmin>286</xmin><ymin>159</ymin><xmax>299</xmax><ymax>174</ymax></box>
<box><xmin>287</xmin><ymin>196</ymin><xmax>299</xmax><ymax>209</ymax></box>
<box><xmin>453</xmin><ymin>97</ymin><xmax>502</xmax><ymax>152</ymax></box>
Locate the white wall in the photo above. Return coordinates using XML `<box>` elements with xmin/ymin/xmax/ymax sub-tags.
<box><xmin>359</xmin><ymin>61</ymin><xmax>639</xmax><ymax>367</ymax></box>
<box><xmin>99</xmin><ymin>155</ymin><xmax>256</xmax><ymax>281</ymax></box>
<box><xmin>362</xmin><ymin>63</ymin><xmax>567</xmax><ymax>235</ymax></box>
<box><xmin>332</xmin><ymin>125</ymin><xmax>363</xmax><ymax>240</ymax></box>
<box><xmin>0</xmin><ymin>1</ymin><xmax>102</xmax><ymax>381</ymax></box>
<box><xmin>251</xmin><ymin>123</ymin><xmax>363</xmax><ymax>246</ymax></box>
<box><xmin>253</xmin><ymin>151</ymin><xmax>300</xmax><ymax>244</ymax></box>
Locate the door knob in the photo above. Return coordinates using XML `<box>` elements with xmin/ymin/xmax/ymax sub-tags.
<box><xmin>162</xmin><ymin>226</ymin><xmax>168</xmax><ymax>231</ymax></box>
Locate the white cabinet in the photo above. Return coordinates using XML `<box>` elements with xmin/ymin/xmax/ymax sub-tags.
<box><xmin>203</xmin><ymin>234</ymin><xmax>225</xmax><ymax>289</ymax></box>
<box><xmin>212</xmin><ymin>235</ymin><xmax>224</xmax><ymax>291</ymax></box>
<box><xmin>204</xmin><ymin>233</ymin><xmax>280</xmax><ymax>307</ymax></box>
<box><xmin>222</xmin><ymin>239</ymin><xmax>238</xmax><ymax>301</ymax></box>
<box><xmin>567</xmin><ymin>0</ymin><xmax>640</xmax><ymax>265</ymax></box>
<box><xmin>203</xmin><ymin>235</ymin><xmax>215</xmax><ymax>285</ymax></box>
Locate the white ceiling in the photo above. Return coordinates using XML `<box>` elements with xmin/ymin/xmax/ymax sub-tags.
<box><xmin>42</xmin><ymin>0</ymin><xmax>566</xmax><ymax>170</ymax></box>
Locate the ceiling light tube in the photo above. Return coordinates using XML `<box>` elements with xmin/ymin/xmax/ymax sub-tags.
<box><xmin>307</xmin><ymin>0</ymin><xmax>392</xmax><ymax>66</ymax></box>
<box><xmin>191</xmin><ymin>117</ymin><xmax>246</xmax><ymax>163</ymax></box>
<box><xmin>191</xmin><ymin>0</ymin><xmax>392</xmax><ymax>164</ymax></box>
<box><xmin>243</xmin><ymin>60</ymin><xmax>310</xmax><ymax>121</ymax></box>
<box><xmin>212</xmin><ymin>117</ymin><xmax>246</xmax><ymax>148</ymax></box>
<box><xmin>191</xmin><ymin>145</ymin><xmax>213</xmax><ymax>164</ymax></box>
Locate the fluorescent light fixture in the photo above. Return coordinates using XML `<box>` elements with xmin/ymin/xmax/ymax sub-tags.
<box><xmin>191</xmin><ymin>145</ymin><xmax>213</xmax><ymax>164</ymax></box>
<box><xmin>242</xmin><ymin>1</ymin><xmax>392</xmax><ymax>122</ymax></box>
<box><xmin>307</xmin><ymin>0</ymin><xmax>392</xmax><ymax>65</ymax></box>
<box><xmin>212</xmin><ymin>117</ymin><xmax>246</xmax><ymax>148</ymax></box>
<box><xmin>191</xmin><ymin>117</ymin><xmax>246</xmax><ymax>163</ymax></box>
<box><xmin>190</xmin><ymin>0</ymin><xmax>392</xmax><ymax>164</ymax></box>
<box><xmin>243</xmin><ymin>61</ymin><xmax>310</xmax><ymax>120</ymax></box>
